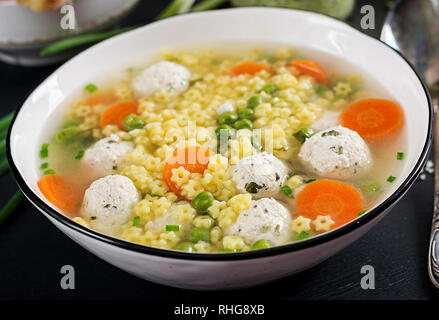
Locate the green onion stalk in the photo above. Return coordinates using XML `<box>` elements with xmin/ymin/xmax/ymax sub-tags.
<box><xmin>40</xmin><ymin>0</ymin><xmax>228</xmax><ymax>57</ymax></box>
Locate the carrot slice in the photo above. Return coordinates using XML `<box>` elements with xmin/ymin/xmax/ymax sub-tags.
<box><xmin>100</xmin><ymin>101</ymin><xmax>138</xmax><ymax>130</ymax></box>
<box><xmin>228</xmin><ymin>62</ymin><xmax>272</xmax><ymax>77</ymax></box>
<box><xmin>163</xmin><ymin>146</ymin><xmax>215</xmax><ymax>196</ymax></box>
<box><xmin>82</xmin><ymin>91</ymin><xmax>117</xmax><ymax>107</ymax></box>
<box><xmin>287</xmin><ymin>59</ymin><xmax>327</xmax><ymax>83</ymax></box>
<box><xmin>296</xmin><ymin>179</ymin><xmax>363</xmax><ymax>229</ymax></box>
<box><xmin>340</xmin><ymin>98</ymin><xmax>404</xmax><ymax>139</ymax></box>
<box><xmin>37</xmin><ymin>175</ymin><xmax>84</xmax><ymax>216</ymax></box>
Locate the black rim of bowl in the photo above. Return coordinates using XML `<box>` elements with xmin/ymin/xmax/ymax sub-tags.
<box><xmin>6</xmin><ymin>8</ymin><xmax>434</xmax><ymax>261</ymax></box>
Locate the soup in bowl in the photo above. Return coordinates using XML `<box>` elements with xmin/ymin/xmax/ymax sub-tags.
<box><xmin>8</xmin><ymin>8</ymin><xmax>431</xmax><ymax>289</ymax></box>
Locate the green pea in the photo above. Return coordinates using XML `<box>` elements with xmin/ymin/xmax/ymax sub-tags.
<box><xmin>261</xmin><ymin>83</ymin><xmax>278</xmax><ymax>95</ymax></box>
<box><xmin>177</xmin><ymin>242</ymin><xmax>195</xmax><ymax>252</ymax></box>
<box><xmin>219</xmin><ymin>111</ymin><xmax>238</xmax><ymax>125</ymax></box>
<box><xmin>55</xmin><ymin>127</ymin><xmax>77</xmax><ymax>142</ymax></box>
<box><xmin>215</xmin><ymin>124</ymin><xmax>236</xmax><ymax>140</ymax></box>
<box><xmin>191</xmin><ymin>191</ymin><xmax>214</xmax><ymax>212</ymax></box>
<box><xmin>233</xmin><ymin>119</ymin><xmax>253</xmax><ymax>130</ymax></box>
<box><xmin>124</xmin><ymin>114</ymin><xmax>145</xmax><ymax>131</ymax></box>
<box><xmin>238</xmin><ymin>108</ymin><xmax>255</xmax><ymax>120</ymax></box>
<box><xmin>248</xmin><ymin>95</ymin><xmax>263</xmax><ymax>108</ymax></box>
<box><xmin>190</xmin><ymin>227</ymin><xmax>210</xmax><ymax>242</ymax></box>
<box><xmin>251</xmin><ymin>239</ymin><xmax>271</xmax><ymax>250</ymax></box>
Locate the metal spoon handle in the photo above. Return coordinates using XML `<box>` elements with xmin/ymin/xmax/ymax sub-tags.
<box><xmin>428</xmin><ymin>101</ymin><xmax>439</xmax><ymax>288</ymax></box>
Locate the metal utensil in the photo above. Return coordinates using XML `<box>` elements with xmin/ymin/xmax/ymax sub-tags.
<box><xmin>381</xmin><ymin>0</ymin><xmax>439</xmax><ymax>288</ymax></box>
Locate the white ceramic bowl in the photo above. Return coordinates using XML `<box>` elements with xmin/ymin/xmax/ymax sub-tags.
<box><xmin>7</xmin><ymin>8</ymin><xmax>432</xmax><ymax>290</ymax></box>
<box><xmin>0</xmin><ymin>0</ymin><xmax>139</xmax><ymax>66</ymax></box>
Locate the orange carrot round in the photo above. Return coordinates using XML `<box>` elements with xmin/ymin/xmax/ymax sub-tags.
<box><xmin>38</xmin><ymin>175</ymin><xmax>84</xmax><ymax>216</ymax></box>
<box><xmin>228</xmin><ymin>62</ymin><xmax>272</xmax><ymax>77</ymax></box>
<box><xmin>296</xmin><ymin>179</ymin><xmax>363</xmax><ymax>229</ymax></box>
<box><xmin>100</xmin><ymin>101</ymin><xmax>138</xmax><ymax>130</ymax></box>
<box><xmin>287</xmin><ymin>59</ymin><xmax>327</xmax><ymax>83</ymax></box>
<box><xmin>163</xmin><ymin>146</ymin><xmax>215</xmax><ymax>195</ymax></box>
<box><xmin>340</xmin><ymin>98</ymin><xmax>404</xmax><ymax>139</ymax></box>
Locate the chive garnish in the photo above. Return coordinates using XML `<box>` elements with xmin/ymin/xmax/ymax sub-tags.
<box><xmin>40</xmin><ymin>162</ymin><xmax>49</xmax><ymax>169</ymax></box>
<box><xmin>85</xmin><ymin>83</ymin><xmax>98</xmax><ymax>93</ymax></box>
<box><xmin>296</xmin><ymin>231</ymin><xmax>310</xmax><ymax>241</ymax></box>
<box><xmin>396</xmin><ymin>152</ymin><xmax>404</xmax><ymax>160</ymax></box>
<box><xmin>387</xmin><ymin>176</ymin><xmax>396</xmax><ymax>183</ymax></box>
<box><xmin>166</xmin><ymin>224</ymin><xmax>180</xmax><ymax>232</ymax></box>
<box><xmin>75</xmin><ymin>150</ymin><xmax>85</xmax><ymax>160</ymax></box>
<box><xmin>39</xmin><ymin>143</ymin><xmax>49</xmax><ymax>158</ymax></box>
<box><xmin>43</xmin><ymin>169</ymin><xmax>55</xmax><ymax>175</ymax></box>
<box><xmin>281</xmin><ymin>185</ymin><xmax>293</xmax><ymax>198</ymax></box>
<box><xmin>132</xmin><ymin>216</ymin><xmax>140</xmax><ymax>226</ymax></box>
<box><xmin>305</xmin><ymin>179</ymin><xmax>316</xmax><ymax>184</ymax></box>
<box><xmin>293</xmin><ymin>127</ymin><xmax>315</xmax><ymax>143</ymax></box>
<box><xmin>358</xmin><ymin>210</ymin><xmax>367</xmax><ymax>216</ymax></box>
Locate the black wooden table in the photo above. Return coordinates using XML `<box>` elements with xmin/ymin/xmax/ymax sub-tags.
<box><xmin>0</xmin><ymin>0</ymin><xmax>437</xmax><ymax>300</ymax></box>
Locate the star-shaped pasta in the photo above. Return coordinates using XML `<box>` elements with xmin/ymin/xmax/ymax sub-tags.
<box><xmin>291</xmin><ymin>216</ymin><xmax>311</xmax><ymax>233</ymax></box>
<box><xmin>312</xmin><ymin>215</ymin><xmax>335</xmax><ymax>232</ymax></box>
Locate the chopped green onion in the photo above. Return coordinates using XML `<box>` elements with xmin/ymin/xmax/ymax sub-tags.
<box><xmin>397</xmin><ymin>152</ymin><xmax>404</xmax><ymax>160</ymax></box>
<box><xmin>75</xmin><ymin>150</ymin><xmax>85</xmax><ymax>160</ymax></box>
<box><xmin>293</xmin><ymin>127</ymin><xmax>315</xmax><ymax>143</ymax></box>
<box><xmin>296</xmin><ymin>231</ymin><xmax>310</xmax><ymax>241</ymax></box>
<box><xmin>387</xmin><ymin>176</ymin><xmax>396</xmax><ymax>183</ymax></box>
<box><xmin>40</xmin><ymin>163</ymin><xmax>49</xmax><ymax>169</ymax></box>
<box><xmin>166</xmin><ymin>224</ymin><xmax>180</xmax><ymax>232</ymax></box>
<box><xmin>321</xmin><ymin>130</ymin><xmax>340</xmax><ymax>137</ymax></box>
<box><xmin>0</xmin><ymin>190</ymin><xmax>24</xmax><ymax>225</ymax></box>
<box><xmin>132</xmin><ymin>216</ymin><xmax>140</xmax><ymax>226</ymax></box>
<box><xmin>281</xmin><ymin>185</ymin><xmax>293</xmax><ymax>198</ymax></box>
<box><xmin>63</xmin><ymin>119</ymin><xmax>80</xmax><ymax>128</ymax></box>
<box><xmin>55</xmin><ymin>127</ymin><xmax>77</xmax><ymax>142</ymax></box>
<box><xmin>360</xmin><ymin>182</ymin><xmax>381</xmax><ymax>194</ymax></box>
<box><xmin>40</xmin><ymin>143</ymin><xmax>49</xmax><ymax>158</ymax></box>
<box><xmin>358</xmin><ymin>210</ymin><xmax>367</xmax><ymax>216</ymax></box>
<box><xmin>85</xmin><ymin>83</ymin><xmax>98</xmax><ymax>93</ymax></box>
<box><xmin>44</xmin><ymin>169</ymin><xmax>55</xmax><ymax>175</ymax></box>
<box><xmin>305</xmin><ymin>179</ymin><xmax>316</xmax><ymax>184</ymax></box>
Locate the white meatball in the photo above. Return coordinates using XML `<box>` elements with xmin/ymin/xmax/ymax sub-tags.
<box><xmin>224</xmin><ymin>198</ymin><xmax>292</xmax><ymax>246</ymax></box>
<box><xmin>216</xmin><ymin>102</ymin><xmax>235</xmax><ymax>115</ymax></box>
<box><xmin>82</xmin><ymin>175</ymin><xmax>139</xmax><ymax>235</ymax></box>
<box><xmin>231</xmin><ymin>152</ymin><xmax>291</xmax><ymax>198</ymax></box>
<box><xmin>132</xmin><ymin>61</ymin><xmax>190</xmax><ymax>97</ymax></box>
<box><xmin>298</xmin><ymin>125</ymin><xmax>372</xmax><ymax>180</ymax></box>
<box><xmin>82</xmin><ymin>135</ymin><xmax>133</xmax><ymax>178</ymax></box>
